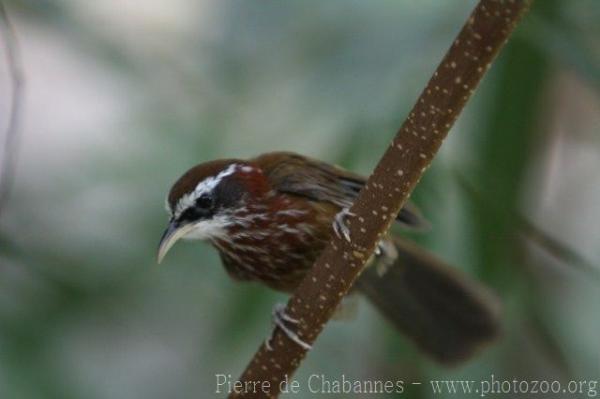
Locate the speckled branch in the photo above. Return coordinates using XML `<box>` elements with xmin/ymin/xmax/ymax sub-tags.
<box><xmin>230</xmin><ymin>1</ymin><xmax>531</xmax><ymax>397</ymax></box>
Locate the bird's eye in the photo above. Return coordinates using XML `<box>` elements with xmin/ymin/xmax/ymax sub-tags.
<box><xmin>195</xmin><ymin>194</ymin><xmax>213</xmax><ymax>209</ymax></box>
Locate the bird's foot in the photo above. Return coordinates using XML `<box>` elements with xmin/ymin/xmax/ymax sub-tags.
<box><xmin>374</xmin><ymin>239</ymin><xmax>398</xmax><ymax>276</ymax></box>
<box><xmin>265</xmin><ymin>303</ymin><xmax>311</xmax><ymax>351</ymax></box>
<box><xmin>333</xmin><ymin>207</ymin><xmax>355</xmax><ymax>243</ymax></box>
<box><xmin>374</xmin><ymin>243</ymin><xmax>382</xmax><ymax>256</ymax></box>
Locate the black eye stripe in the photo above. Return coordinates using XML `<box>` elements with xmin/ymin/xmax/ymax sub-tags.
<box><xmin>176</xmin><ymin>194</ymin><xmax>215</xmax><ymax>223</ymax></box>
<box><xmin>179</xmin><ymin>207</ymin><xmax>201</xmax><ymax>222</ymax></box>
<box><xmin>195</xmin><ymin>194</ymin><xmax>213</xmax><ymax>208</ymax></box>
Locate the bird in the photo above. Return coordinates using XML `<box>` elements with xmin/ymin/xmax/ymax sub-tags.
<box><xmin>157</xmin><ymin>151</ymin><xmax>501</xmax><ymax>364</ymax></box>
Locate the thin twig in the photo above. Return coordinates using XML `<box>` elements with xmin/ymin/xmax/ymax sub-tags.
<box><xmin>0</xmin><ymin>1</ymin><xmax>25</xmax><ymax>219</ymax></box>
<box><xmin>231</xmin><ymin>1</ymin><xmax>533</xmax><ymax>398</ymax></box>
<box><xmin>454</xmin><ymin>170</ymin><xmax>600</xmax><ymax>282</ymax></box>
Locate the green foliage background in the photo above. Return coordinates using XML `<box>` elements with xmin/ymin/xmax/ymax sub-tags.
<box><xmin>1</xmin><ymin>1</ymin><xmax>599</xmax><ymax>398</ymax></box>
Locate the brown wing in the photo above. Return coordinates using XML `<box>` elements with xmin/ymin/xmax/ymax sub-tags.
<box><xmin>254</xmin><ymin>152</ymin><xmax>427</xmax><ymax>229</ymax></box>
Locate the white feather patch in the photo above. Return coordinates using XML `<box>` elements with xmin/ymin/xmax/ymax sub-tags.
<box><xmin>182</xmin><ymin>214</ymin><xmax>233</xmax><ymax>241</ymax></box>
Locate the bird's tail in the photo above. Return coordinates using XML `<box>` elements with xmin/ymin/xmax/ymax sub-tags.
<box><xmin>356</xmin><ymin>237</ymin><xmax>501</xmax><ymax>365</ymax></box>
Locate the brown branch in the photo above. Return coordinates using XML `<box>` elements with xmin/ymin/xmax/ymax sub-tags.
<box><xmin>0</xmin><ymin>1</ymin><xmax>25</xmax><ymax>219</ymax></box>
<box><xmin>230</xmin><ymin>1</ymin><xmax>532</xmax><ymax>397</ymax></box>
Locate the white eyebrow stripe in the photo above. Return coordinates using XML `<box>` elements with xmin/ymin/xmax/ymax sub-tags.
<box><xmin>173</xmin><ymin>163</ymin><xmax>238</xmax><ymax>219</ymax></box>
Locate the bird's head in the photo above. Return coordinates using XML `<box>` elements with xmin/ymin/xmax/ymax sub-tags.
<box><xmin>157</xmin><ymin>159</ymin><xmax>270</xmax><ymax>263</ymax></box>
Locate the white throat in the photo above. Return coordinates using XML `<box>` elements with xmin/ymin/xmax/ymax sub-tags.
<box><xmin>182</xmin><ymin>214</ymin><xmax>232</xmax><ymax>241</ymax></box>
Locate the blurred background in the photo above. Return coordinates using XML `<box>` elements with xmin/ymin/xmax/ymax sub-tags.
<box><xmin>1</xmin><ymin>0</ymin><xmax>599</xmax><ymax>398</ymax></box>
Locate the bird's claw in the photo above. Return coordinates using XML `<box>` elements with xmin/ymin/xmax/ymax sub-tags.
<box><xmin>266</xmin><ymin>303</ymin><xmax>311</xmax><ymax>351</ymax></box>
<box><xmin>374</xmin><ymin>243</ymin><xmax>382</xmax><ymax>256</ymax></box>
<box><xmin>333</xmin><ymin>208</ymin><xmax>355</xmax><ymax>243</ymax></box>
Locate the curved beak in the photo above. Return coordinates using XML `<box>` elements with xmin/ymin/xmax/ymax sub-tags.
<box><xmin>157</xmin><ymin>220</ymin><xmax>194</xmax><ymax>264</ymax></box>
